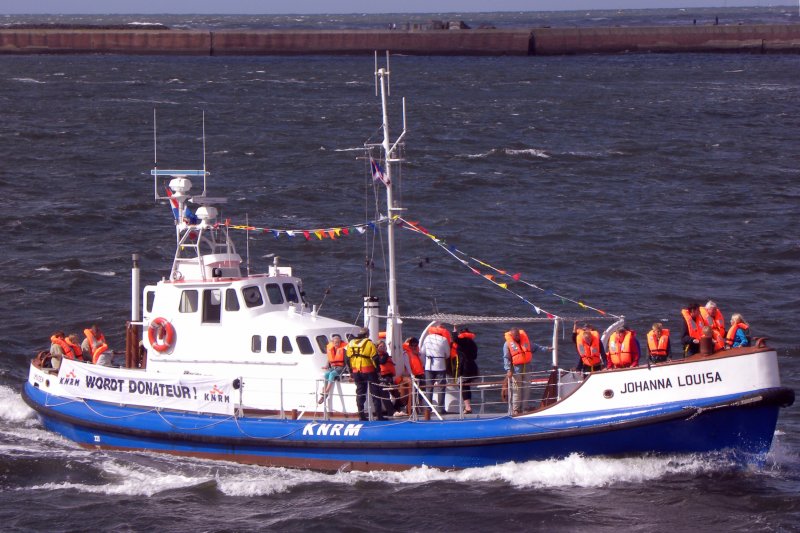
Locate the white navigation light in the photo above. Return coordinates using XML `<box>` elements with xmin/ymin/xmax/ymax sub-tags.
<box><xmin>169</xmin><ymin>176</ymin><xmax>192</xmax><ymax>194</ymax></box>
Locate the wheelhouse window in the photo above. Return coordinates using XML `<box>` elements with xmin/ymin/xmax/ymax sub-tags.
<box><xmin>283</xmin><ymin>283</ymin><xmax>299</xmax><ymax>303</ymax></box>
<box><xmin>315</xmin><ymin>335</ymin><xmax>328</xmax><ymax>352</ymax></box>
<box><xmin>145</xmin><ymin>291</ymin><xmax>156</xmax><ymax>313</ymax></box>
<box><xmin>202</xmin><ymin>289</ymin><xmax>221</xmax><ymax>323</ymax></box>
<box><xmin>225</xmin><ymin>288</ymin><xmax>240</xmax><ymax>311</ymax></box>
<box><xmin>265</xmin><ymin>283</ymin><xmax>284</xmax><ymax>305</ymax></box>
<box><xmin>281</xmin><ymin>336</ymin><xmax>293</xmax><ymax>354</ymax></box>
<box><xmin>251</xmin><ymin>335</ymin><xmax>261</xmax><ymax>353</ymax></box>
<box><xmin>242</xmin><ymin>286</ymin><xmax>263</xmax><ymax>308</ymax></box>
<box><xmin>296</xmin><ymin>336</ymin><xmax>314</xmax><ymax>355</ymax></box>
<box><xmin>179</xmin><ymin>290</ymin><xmax>198</xmax><ymax>313</ymax></box>
<box><xmin>266</xmin><ymin>336</ymin><xmax>277</xmax><ymax>354</ymax></box>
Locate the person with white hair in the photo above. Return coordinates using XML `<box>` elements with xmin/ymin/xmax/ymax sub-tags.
<box><xmin>700</xmin><ymin>300</ymin><xmax>725</xmax><ymax>341</ymax></box>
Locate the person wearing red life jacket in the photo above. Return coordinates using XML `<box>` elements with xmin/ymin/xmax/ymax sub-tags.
<box><xmin>503</xmin><ymin>328</ymin><xmax>550</xmax><ymax>415</ymax></box>
<box><xmin>646</xmin><ymin>323</ymin><xmax>671</xmax><ymax>364</ymax></box>
<box><xmin>373</xmin><ymin>340</ymin><xmax>399</xmax><ymax>416</ymax></box>
<box><xmin>572</xmin><ymin>322</ymin><xmax>605</xmax><ymax>373</ymax></box>
<box><xmin>606</xmin><ymin>326</ymin><xmax>641</xmax><ymax>369</ymax></box>
<box><xmin>727</xmin><ymin>313</ymin><xmax>751</xmax><ymax>348</ymax></box>
<box><xmin>318</xmin><ymin>334</ymin><xmax>347</xmax><ymax>404</ymax></box>
<box><xmin>402</xmin><ymin>337</ymin><xmax>425</xmax><ymax>413</ymax></box>
<box><xmin>681</xmin><ymin>302</ymin><xmax>704</xmax><ymax>357</ymax></box>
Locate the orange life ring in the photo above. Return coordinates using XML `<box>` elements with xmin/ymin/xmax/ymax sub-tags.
<box><xmin>148</xmin><ymin>317</ymin><xmax>176</xmax><ymax>353</ymax></box>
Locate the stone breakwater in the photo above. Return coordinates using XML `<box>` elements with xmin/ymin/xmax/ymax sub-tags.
<box><xmin>1</xmin><ymin>25</ymin><xmax>799</xmax><ymax>56</ymax></box>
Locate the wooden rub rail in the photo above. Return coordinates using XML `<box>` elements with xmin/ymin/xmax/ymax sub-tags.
<box><xmin>1</xmin><ymin>25</ymin><xmax>799</xmax><ymax>56</ymax></box>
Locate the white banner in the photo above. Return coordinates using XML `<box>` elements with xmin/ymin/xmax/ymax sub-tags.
<box><xmin>57</xmin><ymin>359</ymin><xmax>235</xmax><ymax>416</ymax></box>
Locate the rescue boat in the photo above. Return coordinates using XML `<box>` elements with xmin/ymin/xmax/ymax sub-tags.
<box><xmin>22</xmin><ymin>57</ymin><xmax>794</xmax><ymax>472</ymax></box>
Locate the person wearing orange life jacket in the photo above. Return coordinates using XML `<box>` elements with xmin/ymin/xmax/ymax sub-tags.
<box><xmin>681</xmin><ymin>302</ymin><xmax>704</xmax><ymax>357</ymax></box>
<box><xmin>420</xmin><ymin>323</ymin><xmax>452</xmax><ymax>413</ymax></box>
<box><xmin>646</xmin><ymin>322</ymin><xmax>671</xmax><ymax>364</ymax></box>
<box><xmin>571</xmin><ymin>322</ymin><xmax>605</xmax><ymax>373</ymax></box>
<box><xmin>82</xmin><ymin>324</ymin><xmax>111</xmax><ymax>366</ymax></box>
<box><xmin>346</xmin><ymin>327</ymin><xmax>384</xmax><ymax>421</ymax></box>
<box><xmin>606</xmin><ymin>326</ymin><xmax>641</xmax><ymax>369</ymax></box>
<box><xmin>699</xmin><ymin>300</ymin><xmax>726</xmax><ymax>342</ymax></box>
<box><xmin>401</xmin><ymin>337</ymin><xmax>425</xmax><ymax>413</ymax></box>
<box><xmin>48</xmin><ymin>330</ymin><xmax>72</xmax><ymax>370</ymax></box>
<box><xmin>318</xmin><ymin>334</ymin><xmax>348</xmax><ymax>405</ymax></box>
<box><xmin>453</xmin><ymin>328</ymin><xmax>479</xmax><ymax>415</ymax></box>
<box><xmin>65</xmin><ymin>333</ymin><xmax>86</xmax><ymax>363</ymax></box>
<box><xmin>503</xmin><ymin>328</ymin><xmax>550</xmax><ymax>415</ymax></box>
<box><xmin>727</xmin><ymin>313</ymin><xmax>751</xmax><ymax>348</ymax></box>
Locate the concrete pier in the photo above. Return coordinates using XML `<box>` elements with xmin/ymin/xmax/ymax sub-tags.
<box><xmin>0</xmin><ymin>25</ymin><xmax>799</xmax><ymax>56</ymax></box>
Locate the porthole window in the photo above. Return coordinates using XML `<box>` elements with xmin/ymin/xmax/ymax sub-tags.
<box><xmin>281</xmin><ymin>336</ymin><xmax>293</xmax><ymax>354</ymax></box>
<box><xmin>296</xmin><ymin>336</ymin><xmax>314</xmax><ymax>355</ymax></box>
<box><xmin>315</xmin><ymin>335</ymin><xmax>329</xmax><ymax>352</ymax></box>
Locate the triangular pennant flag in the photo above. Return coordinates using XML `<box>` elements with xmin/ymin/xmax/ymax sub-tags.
<box><xmin>356</xmin><ymin>226</ymin><xmax>366</xmax><ymax>234</ymax></box>
<box><xmin>512</xmin><ymin>273</ymin><xmax>521</xmax><ymax>281</ymax></box>
<box><xmin>484</xmin><ymin>274</ymin><xmax>494</xmax><ymax>281</ymax></box>
<box><xmin>498</xmin><ymin>283</ymin><xmax>508</xmax><ymax>289</ymax></box>
<box><xmin>334</xmin><ymin>228</ymin><xmax>342</xmax><ymax>237</ymax></box>
<box><xmin>342</xmin><ymin>228</ymin><xmax>350</xmax><ymax>236</ymax></box>
<box><xmin>328</xmin><ymin>230</ymin><xmax>336</xmax><ymax>239</ymax></box>
<box><xmin>287</xmin><ymin>230</ymin><xmax>296</xmax><ymax>238</ymax></box>
<box><xmin>303</xmin><ymin>231</ymin><xmax>311</xmax><ymax>241</ymax></box>
<box><xmin>272</xmin><ymin>230</ymin><xmax>280</xmax><ymax>239</ymax></box>
<box><xmin>314</xmin><ymin>230</ymin><xmax>324</xmax><ymax>240</ymax></box>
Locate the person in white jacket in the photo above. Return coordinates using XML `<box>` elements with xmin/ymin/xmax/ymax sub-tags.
<box><xmin>420</xmin><ymin>324</ymin><xmax>451</xmax><ymax>413</ymax></box>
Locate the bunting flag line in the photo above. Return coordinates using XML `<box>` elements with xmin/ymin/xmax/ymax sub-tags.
<box><xmin>398</xmin><ymin>216</ymin><xmax>622</xmax><ymax>320</ymax></box>
<box><xmin>214</xmin><ymin>217</ymin><xmax>388</xmax><ymax>240</ymax></box>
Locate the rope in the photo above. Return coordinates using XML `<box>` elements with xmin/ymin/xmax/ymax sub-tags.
<box><xmin>397</xmin><ymin>216</ymin><xmax>623</xmax><ymax>320</ymax></box>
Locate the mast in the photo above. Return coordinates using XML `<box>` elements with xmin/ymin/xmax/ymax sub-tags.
<box><xmin>375</xmin><ymin>56</ymin><xmax>407</xmax><ymax>368</ymax></box>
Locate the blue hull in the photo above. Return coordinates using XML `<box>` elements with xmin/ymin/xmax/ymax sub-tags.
<box><xmin>23</xmin><ymin>382</ymin><xmax>792</xmax><ymax>471</ymax></box>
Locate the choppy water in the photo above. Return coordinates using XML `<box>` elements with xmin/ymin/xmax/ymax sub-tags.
<box><xmin>0</xmin><ymin>8</ymin><xmax>798</xmax><ymax>532</ymax></box>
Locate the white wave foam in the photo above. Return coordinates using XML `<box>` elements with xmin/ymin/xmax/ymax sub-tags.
<box><xmin>12</xmin><ymin>78</ymin><xmax>45</xmax><ymax>84</ymax></box>
<box><xmin>504</xmin><ymin>148</ymin><xmax>550</xmax><ymax>158</ymax></box>
<box><xmin>35</xmin><ymin>267</ymin><xmax>51</xmax><ymax>272</ymax></box>
<box><xmin>0</xmin><ymin>385</ymin><xmax>35</xmax><ymax>423</ymax></box>
<box><xmin>347</xmin><ymin>453</ymin><xmax>734</xmax><ymax>488</ymax></box>
<box><xmin>459</xmin><ymin>148</ymin><xmax>551</xmax><ymax>159</ymax></box>
<box><xmin>64</xmin><ymin>268</ymin><xmax>116</xmax><ymax>277</ymax></box>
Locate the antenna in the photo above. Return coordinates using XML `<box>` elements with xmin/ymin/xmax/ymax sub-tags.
<box><xmin>386</xmin><ymin>51</ymin><xmax>391</xmax><ymax>96</ymax></box>
<box><xmin>202</xmin><ymin>110</ymin><xmax>207</xmax><ymax>196</ymax></box>
<box><xmin>374</xmin><ymin>51</ymin><xmax>378</xmax><ymax>96</ymax></box>
<box><xmin>153</xmin><ymin>108</ymin><xmax>158</xmax><ymax>201</ymax></box>
<box><xmin>245</xmin><ymin>213</ymin><xmax>251</xmax><ymax>277</ymax></box>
